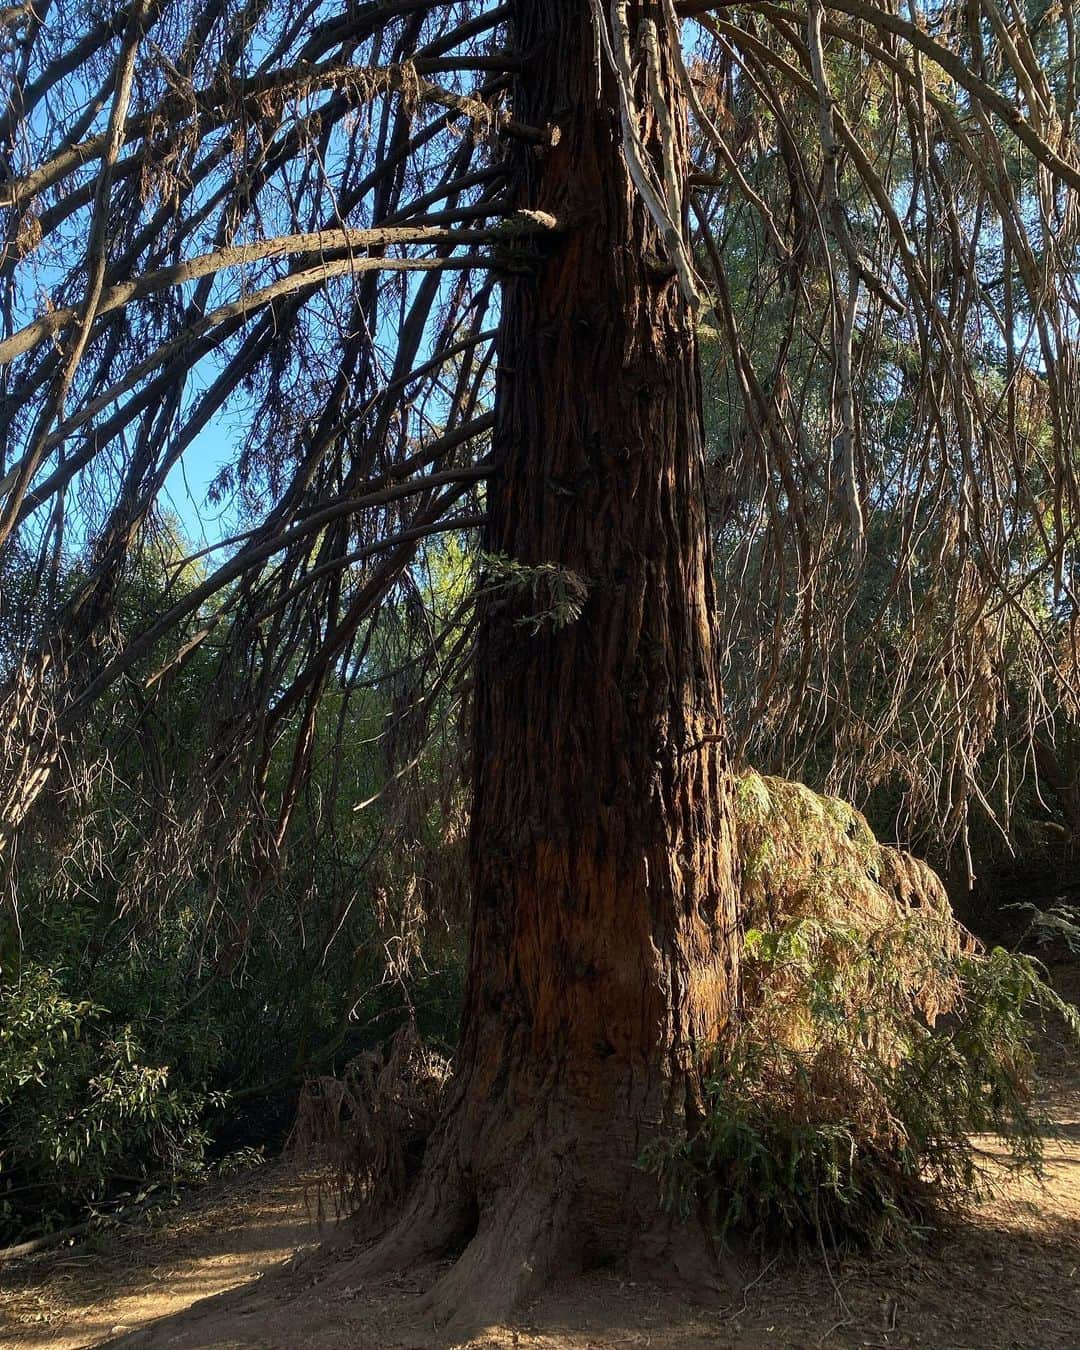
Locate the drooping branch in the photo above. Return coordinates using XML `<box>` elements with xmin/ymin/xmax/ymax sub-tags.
<box><xmin>1</xmin><ymin>0</ymin><xmax>1078</xmax><ymax>896</ymax></box>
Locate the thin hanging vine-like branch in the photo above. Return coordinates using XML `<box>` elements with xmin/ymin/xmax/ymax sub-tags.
<box><xmin>1</xmin><ymin>0</ymin><xmax>1077</xmax><ymax>931</ymax></box>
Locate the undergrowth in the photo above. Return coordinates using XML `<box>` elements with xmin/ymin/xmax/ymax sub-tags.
<box><xmin>641</xmin><ymin>773</ymin><xmax>1080</xmax><ymax>1253</ymax></box>
<box><xmin>1</xmin><ymin>951</ymin><xmax>232</xmax><ymax>1242</ymax></box>
<box><xmin>643</xmin><ymin>924</ymin><xmax>1077</xmax><ymax>1251</ymax></box>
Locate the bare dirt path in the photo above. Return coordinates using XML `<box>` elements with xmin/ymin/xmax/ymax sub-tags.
<box><xmin>0</xmin><ymin>1167</ymin><xmax>323</xmax><ymax>1349</ymax></box>
<box><xmin>3</xmin><ymin>969</ymin><xmax>1077</xmax><ymax>1350</ymax></box>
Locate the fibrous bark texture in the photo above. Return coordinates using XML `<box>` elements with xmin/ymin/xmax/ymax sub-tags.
<box><xmin>356</xmin><ymin>0</ymin><xmax>740</xmax><ymax>1331</ymax></box>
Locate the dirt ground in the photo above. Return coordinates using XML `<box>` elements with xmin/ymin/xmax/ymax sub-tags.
<box><xmin>2</xmin><ymin>969</ymin><xmax>1077</xmax><ymax>1350</ymax></box>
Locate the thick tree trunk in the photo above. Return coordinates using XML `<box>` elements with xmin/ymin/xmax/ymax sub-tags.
<box><xmin>358</xmin><ymin>0</ymin><xmax>739</xmax><ymax>1329</ymax></box>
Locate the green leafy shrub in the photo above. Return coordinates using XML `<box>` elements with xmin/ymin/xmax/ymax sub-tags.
<box><xmin>1005</xmin><ymin>900</ymin><xmax>1080</xmax><ymax>957</ymax></box>
<box><xmin>0</xmin><ymin>961</ymin><xmax>215</xmax><ymax>1237</ymax></box>
<box><xmin>0</xmin><ymin>884</ymin><xmax>426</xmax><ymax>1242</ymax></box>
<box><xmin>641</xmin><ymin>774</ymin><xmax>1080</xmax><ymax>1252</ymax></box>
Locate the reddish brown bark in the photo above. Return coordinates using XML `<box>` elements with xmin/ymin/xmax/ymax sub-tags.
<box><xmin>358</xmin><ymin>0</ymin><xmax>739</xmax><ymax>1329</ymax></box>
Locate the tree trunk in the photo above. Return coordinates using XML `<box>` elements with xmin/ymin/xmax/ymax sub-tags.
<box><xmin>358</xmin><ymin>0</ymin><xmax>739</xmax><ymax>1329</ymax></box>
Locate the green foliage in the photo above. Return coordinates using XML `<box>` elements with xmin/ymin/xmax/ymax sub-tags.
<box><xmin>644</xmin><ymin>926</ymin><xmax>1075</xmax><ymax>1252</ymax></box>
<box><xmin>1005</xmin><ymin>901</ymin><xmax>1080</xmax><ymax>958</ymax></box>
<box><xmin>480</xmin><ymin>553</ymin><xmax>589</xmax><ymax>635</ymax></box>
<box><xmin>642</xmin><ymin>776</ymin><xmax>1080</xmax><ymax>1254</ymax></box>
<box><xmin>0</xmin><ymin>960</ymin><xmax>214</xmax><ymax>1237</ymax></box>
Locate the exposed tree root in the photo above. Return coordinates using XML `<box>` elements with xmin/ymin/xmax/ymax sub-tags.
<box><xmin>336</xmin><ymin>1140</ymin><xmax>571</xmax><ymax>1337</ymax></box>
<box><xmin>334</xmin><ymin>1094</ymin><xmax>746</xmax><ymax>1342</ymax></box>
<box><xmin>344</xmin><ymin>1162</ymin><xmax>738</xmax><ymax>1341</ymax></box>
<box><xmin>421</xmin><ymin>1175</ymin><xmax>574</xmax><ymax>1335</ymax></box>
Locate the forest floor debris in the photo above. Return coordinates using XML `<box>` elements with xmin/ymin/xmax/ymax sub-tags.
<box><xmin>2</xmin><ymin>965</ymin><xmax>1077</xmax><ymax>1350</ymax></box>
